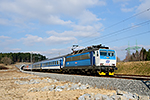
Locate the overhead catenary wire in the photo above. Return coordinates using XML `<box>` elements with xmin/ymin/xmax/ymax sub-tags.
<box><xmin>104</xmin><ymin>31</ymin><xmax>150</xmax><ymax>44</ymax></box>
<box><xmin>103</xmin><ymin>8</ymin><xmax>150</xmax><ymax>30</ymax></box>
<box><xmin>51</xmin><ymin>30</ymin><xmax>150</xmax><ymax>58</ymax></box>
<box><xmin>77</xmin><ymin>8</ymin><xmax>150</xmax><ymax>42</ymax></box>
<box><xmin>60</xmin><ymin>7</ymin><xmax>150</xmax><ymax>49</ymax></box>
<box><xmin>46</xmin><ymin>7</ymin><xmax>150</xmax><ymax>57</ymax></box>
<box><xmin>79</xmin><ymin>20</ymin><xmax>150</xmax><ymax>46</ymax></box>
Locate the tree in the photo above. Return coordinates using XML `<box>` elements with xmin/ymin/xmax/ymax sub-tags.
<box><xmin>147</xmin><ymin>49</ymin><xmax>150</xmax><ymax>60</ymax></box>
<box><xmin>123</xmin><ymin>51</ymin><xmax>131</xmax><ymax>62</ymax></box>
<box><xmin>0</xmin><ymin>52</ymin><xmax>47</xmax><ymax>63</ymax></box>
<box><xmin>1</xmin><ymin>57</ymin><xmax>12</xmax><ymax>65</ymax></box>
<box><xmin>140</xmin><ymin>48</ymin><xmax>147</xmax><ymax>61</ymax></box>
<box><xmin>134</xmin><ymin>50</ymin><xmax>140</xmax><ymax>61</ymax></box>
<box><xmin>131</xmin><ymin>53</ymin><xmax>136</xmax><ymax>61</ymax></box>
<box><xmin>117</xmin><ymin>57</ymin><xmax>121</xmax><ymax>62</ymax></box>
<box><xmin>124</xmin><ymin>47</ymin><xmax>150</xmax><ymax>61</ymax></box>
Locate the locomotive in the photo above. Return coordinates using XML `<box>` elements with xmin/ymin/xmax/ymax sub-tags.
<box><xmin>23</xmin><ymin>44</ymin><xmax>117</xmax><ymax>75</ymax></box>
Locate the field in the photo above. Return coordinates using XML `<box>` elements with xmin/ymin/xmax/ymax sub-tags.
<box><xmin>115</xmin><ymin>61</ymin><xmax>150</xmax><ymax>76</ymax></box>
<box><xmin>0</xmin><ymin>63</ymin><xmax>117</xmax><ymax>100</ymax></box>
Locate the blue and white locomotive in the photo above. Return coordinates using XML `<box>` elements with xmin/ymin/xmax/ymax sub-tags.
<box><xmin>23</xmin><ymin>44</ymin><xmax>117</xmax><ymax>75</ymax></box>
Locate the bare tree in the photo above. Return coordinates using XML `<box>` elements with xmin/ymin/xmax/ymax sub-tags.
<box><xmin>140</xmin><ymin>48</ymin><xmax>147</xmax><ymax>61</ymax></box>
<box><xmin>1</xmin><ymin>57</ymin><xmax>12</xmax><ymax>65</ymax></box>
<box><xmin>124</xmin><ymin>51</ymin><xmax>131</xmax><ymax>62</ymax></box>
<box><xmin>117</xmin><ymin>57</ymin><xmax>121</xmax><ymax>62</ymax></box>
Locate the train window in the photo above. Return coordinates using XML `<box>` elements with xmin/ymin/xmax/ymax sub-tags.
<box><xmin>100</xmin><ymin>50</ymin><xmax>107</xmax><ymax>56</ymax></box>
<box><xmin>97</xmin><ymin>51</ymin><xmax>99</xmax><ymax>56</ymax></box>
<box><xmin>81</xmin><ymin>54</ymin><xmax>90</xmax><ymax>60</ymax></box>
<box><xmin>50</xmin><ymin>62</ymin><xmax>53</xmax><ymax>65</ymax></box>
<box><xmin>71</xmin><ymin>57</ymin><xmax>74</xmax><ymax>61</ymax></box>
<box><xmin>72</xmin><ymin>55</ymin><xmax>80</xmax><ymax>61</ymax></box>
<box><xmin>66</xmin><ymin>57</ymin><xmax>72</xmax><ymax>62</ymax></box>
<box><xmin>108</xmin><ymin>51</ymin><xmax>115</xmax><ymax>57</ymax></box>
<box><xmin>57</xmin><ymin>61</ymin><xmax>59</xmax><ymax>64</ymax></box>
<box><xmin>58</xmin><ymin>61</ymin><xmax>60</xmax><ymax>64</ymax></box>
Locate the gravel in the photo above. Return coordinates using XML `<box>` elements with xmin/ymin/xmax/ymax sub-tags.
<box><xmin>14</xmin><ymin>78</ymin><xmax>91</xmax><ymax>92</ymax></box>
<box><xmin>22</xmin><ymin>71</ymin><xmax>150</xmax><ymax>97</ymax></box>
<box><xmin>78</xmin><ymin>92</ymin><xmax>140</xmax><ymax>100</ymax></box>
<box><xmin>14</xmin><ymin>78</ymin><xmax>57</xmax><ymax>85</ymax></box>
<box><xmin>14</xmin><ymin>75</ymin><xmax>150</xmax><ymax>100</ymax></box>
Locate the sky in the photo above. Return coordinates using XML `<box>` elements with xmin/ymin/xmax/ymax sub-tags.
<box><xmin>0</xmin><ymin>0</ymin><xmax>150</xmax><ymax>60</ymax></box>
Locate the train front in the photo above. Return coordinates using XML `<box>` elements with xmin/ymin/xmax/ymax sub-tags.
<box><xmin>95</xmin><ymin>49</ymin><xmax>117</xmax><ymax>75</ymax></box>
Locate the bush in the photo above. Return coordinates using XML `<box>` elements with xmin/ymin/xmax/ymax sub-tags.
<box><xmin>0</xmin><ymin>64</ymin><xmax>8</xmax><ymax>70</ymax></box>
<box><xmin>1</xmin><ymin>57</ymin><xmax>12</xmax><ymax>65</ymax></box>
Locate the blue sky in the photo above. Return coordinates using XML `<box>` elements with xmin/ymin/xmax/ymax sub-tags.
<box><xmin>0</xmin><ymin>0</ymin><xmax>150</xmax><ymax>60</ymax></box>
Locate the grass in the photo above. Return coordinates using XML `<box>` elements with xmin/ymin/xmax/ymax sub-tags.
<box><xmin>115</xmin><ymin>61</ymin><xmax>150</xmax><ymax>75</ymax></box>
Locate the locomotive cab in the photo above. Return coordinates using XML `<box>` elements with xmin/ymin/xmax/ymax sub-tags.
<box><xmin>95</xmin><ymin>49</ymin><xmax>117</xmax><ymax>75</ymax></box>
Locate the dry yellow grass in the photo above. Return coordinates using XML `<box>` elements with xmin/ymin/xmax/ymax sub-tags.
<box><xmin>115</xmin><ymin>61</ymin><xmax>150</xmax><ymax>75</ymax></box>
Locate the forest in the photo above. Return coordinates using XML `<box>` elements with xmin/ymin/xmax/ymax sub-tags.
<box><xmin>123</xmin><ymin>47</ymin><xmax>150</xmax><ymax>62</ymax></box>
<box><xmin>0</xmin><ymin>52</ymin><xmax>47</xmax><ymax>65</ymax></box>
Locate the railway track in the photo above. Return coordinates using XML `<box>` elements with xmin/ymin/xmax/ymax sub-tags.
<box><xmin>113</xmin><ymin>74</ymin><xmax>150</xmax><ymax>80</ymax></box>
<box><xmin>27</xmin><ymin>69</ymin><xmax>150</xmax><ymax>80</ymax></box>
<box><xmin>22</xmin><ymin>69</ymin><xmax>150</xmax><ymax>90</ymax></box>
<box><xmin>18</xmin><ymin>64</ymin><xmax>150</xmax><ymax>90</ymax></box>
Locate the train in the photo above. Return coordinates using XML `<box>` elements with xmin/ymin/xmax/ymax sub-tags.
<box><xmin>23</xmin><ymin>44</ymin><xmax>117</xmax><ymax>75</ymax></box>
